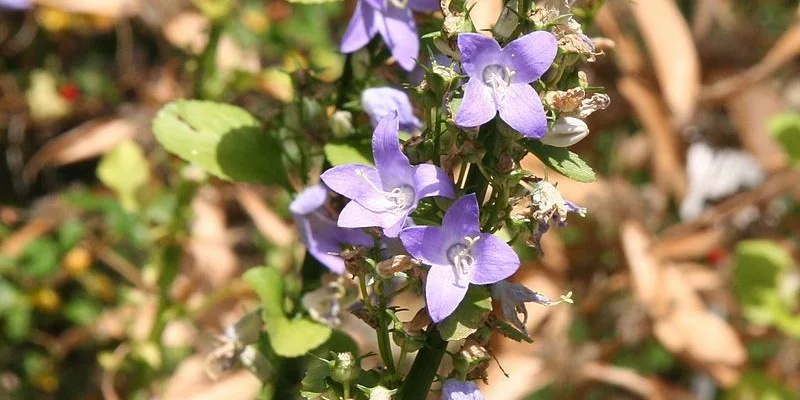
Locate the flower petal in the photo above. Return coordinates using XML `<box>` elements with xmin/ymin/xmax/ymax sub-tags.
<box><xmin>341</xmin><ymin>0</ymin><xmax>378</xmax><ymax>53</ymax></box>
<box><xmin>375</xmin><ymin>5</ymin><xmax>418</xmax><ymax>71</ymax></box>
<box><xmin>409</xmin><ymin>0</ymin><xmax>439</xmax><ymax>12</ymax></box>
<box><xmin>372</xmin><ymin>113</ymin><xmax>414</xmax><ymax>188</ymax></box>
<box><xmin>309</xmin><ymin>240</ymin><xmax>347</xmax><ymax>274</ymax></box>
<box><xmin>454</xmin><ymin>81</ymin><xmax>496</xmax><ymax>128</ymax></box>
<box><xmin>363</xmin><ymin>0</ymin><xmax>384</xmax><ymax>10</ymax></box>
<box><xmin>442</xmin><ymin>193</ymin><xmax>481</xmax><ymax>238</ymax></box>
<box><xmin>289</xmin><ymin>184</ymin><xmax>328</xmax><ymax>215</ymax></box>
<box><xmin>362</xmin><ymin>87</ymin><xmax>422</xmax><ymax>131</ymax></box>
<box><xmin>503</xmin><ymin>31</ymin><xmax>557</xmax><ymax>83</ymax></box>
<box><xmin>497</xmin><ymin>83</ymin><xmax>547</xmax><ymax>138</ymax></box>
<box><xmin>398</xmin><ymin>226</ymin><xmax>450</xmax><ymax>266</ymax></box>
<box><xmin>471</xmin><ymin>233</ymin><xmax>520</xmax><ymax>284</ymax></box>
<box><xmin>441</xmin><ymin>379</ymin><xmax>486</xmax><ymax>400</ymax></box>
<box><xmin>338</xmin><ymin>201</ymin><xmax>406</xmax><ymax>236</ymax></box>
<box><xmin>412</xmin><ymin>164</ymin><xmax>456</xmax><ymax>200</ymax></box>
<box><xmin>320</xmin><ymin>165</ymin><xmax>396</xmax><ymax>211</ymax></box>
<box><xmin>456</xmin><ymin>33</ymin><xmax>503</xmax><ymax>78</ymax></box>
<box><xmin>426</xmin><ymin>264</ymin><xmax>469</xmax><ymax>323</ymax></box>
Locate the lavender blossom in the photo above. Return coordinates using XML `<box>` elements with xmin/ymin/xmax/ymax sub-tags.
<box><xmin>441</xmin><ymin>379</ymin><xmax>485</xmax><ymax>400</ymax></box>
<box><xmin>362</xmin><ymin>87</ymin><xmax>422</xmax><ymax>131</ymax></box>
<box><xmin>399</xmin><ymin>194</ymin><xmax>520</xmax><ymax>322</ymax></box>
<box><xmin>321</xmin><ymin>112</ymin><xmax>455</xmax><ymax>237</ymax></box>
<box><xmin>340</xmin><ymin>0</ymin><xmax>440</xmax><ymax>71</ymax></box>
<box><xmin>290</xmin><ymin>184</ymin><xmax>374</xmax><ymax>274</ymax></box>
<box><xmin>455</xmin><ymin>32</ymin><xmax>557</xmax><ymax>138</ymax></box>
<box><xmin>0</xmin><ymin>0</ymin><xmax>28</xmax><ymax>9</ymax></box>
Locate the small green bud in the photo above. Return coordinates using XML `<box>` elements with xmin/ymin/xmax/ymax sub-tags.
<box><xmin>357</xmin><ymin>385</ymin><xmax>398</xmax><ymax>400</ymax></box>
<box><xmin>452</xmin><ymin>340</ymin><xmax>490</xmax><ymax>377</ymax></box>
<box><xmin>330</xmin><ymin>352</ymin><xmax>361</xmax><ymax>385</ymax></box>
<box><xmin>329</xmin><ymin>110</ymin><xmax>355</xmax><ymax>138</ymax></box>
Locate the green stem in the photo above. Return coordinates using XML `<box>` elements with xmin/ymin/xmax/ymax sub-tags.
<box><xmin>343</xmin><ymin>383</ymin><xmax>351</xmax><ymax>400</ymax></box>
<box><xmin>375</xmin><ymin>281</ymin><xmax>396</xmax><ymax>374</ymax></box>
<box><xmin>398</xmin><ymin>326</ymin><xmax>447</xmax><ymax>400</ymax></box>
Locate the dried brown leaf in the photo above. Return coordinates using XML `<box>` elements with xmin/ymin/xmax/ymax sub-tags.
<box><xmin>629</xmin><ymin>0</ymin><xmax>701</xmax><ymax>126</ymax></box>
<box><xmin>33</xmin><ymin>0</ymin><xmax>140</xmax><ymax>18</ymax></box>
<box><xmin>190</xmin><ymin>187</ymin><xmax>239</xmax><ymax>289</ymax></box>
<box><xmin>579</xmin><ymin>361</ymin><xmax>666</xmax><ymax>400</ymax></box>
<box><xmin>234</xmin><ymin>186</ymin><xmax>294</xmax><ymax>247</ymax></box>
<box><xmin>703</xmin><ymin>22</ymin><xmax>800</xmax><ymax>102</ymax></box>
<box><xmin>620</xmin><ymin>221</ymin><xmax>663</xmax><ymax>312</ymax></box>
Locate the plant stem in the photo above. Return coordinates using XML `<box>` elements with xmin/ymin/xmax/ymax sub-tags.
<box><xmin>375</xmin><ymin>281</ymin><xmax>396</xmax><ymax>375</ymax></box>
<box><xmin>398</xmin><ymin>326</ymin><xmax>447</xmax><ymax>400</ymax></box>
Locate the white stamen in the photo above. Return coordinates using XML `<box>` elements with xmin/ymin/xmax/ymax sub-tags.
<box><xmin>447</xmin><ymin>236</ymin><xmax>480</xmax><ymax>285</ymax></box>
<box><xmin>481</xmin><ymin>64</ymin><xmax>515</xmax><ymax>100</ymax></box>
<box><xmin>389</xmin><ymin>0</ymin><xmax>409</xmax><ymax>8</ymax></box>
<box><xmin>356</xmin><ymin>169</ymin><xmax>415</xmax><ymax>214</ymax></box>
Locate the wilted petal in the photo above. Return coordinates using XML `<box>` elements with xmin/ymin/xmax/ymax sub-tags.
<box><xmin>375</xmin><ymin>6</ymin><xmax>419</xmax><ymax>71</ymax></box>
<box><xmin>341</xmin><ymin>1</ymin><xmax>378</xmax><ymax>53</ymax></box>
<box><xmin>372</xmin><ymin>113</ymin><xmax>414</xmax><ymax>188</ymax></box>
<box><xmin>441</xmin><ymin>379</ymin><xmax>485</xmax><ymax>400</ymax></box>
<box><xmin>442</xmin><ymin>194</ymin><xmax>481</xmax><ymax>238</ymax></box>
<box><xmin>426</xmin><ymin>264</ymin><xmax>468</xmax><ymax>322</ymax></box>
<box><xmin>409</xmin><ymin>0</ymin><xmax>440</xmax><ymax>12</ymax></box>
<box><xmin>497</xmin><ymin>84</ymin><xmax>547</xmax><ymax>138</ymax></box>
<box><xmin>471</xmin><ymin>234</ymin><xmax>520</xmax><ymax>284</ymax></box>
<box><xmin>503</xmin><ymin>31</ymin><xmax>557</xmax><ymax>83</ymax></box>
<box><xmin>455</xmin><ymin>81</ymin><xmax>496</xmax><ymax>128</ymax></box>
<box><xmin>412</xmin><ymin>164</ymin><xmax>456</xmax><ymax>200</ymax></box>
<box><xmin>457</xmin><ymin>33</ymin><xmax>502</xmax><ymax>77</ymax></box>
<box><xmin>362</xmin><ymin>87</ymin><xmax>422</xmax><ymax>131</ymax></box>
<box><xmin>398</xmin><ymin>226</ymin><xmax>450</xmax><ymax>266</ymax></box>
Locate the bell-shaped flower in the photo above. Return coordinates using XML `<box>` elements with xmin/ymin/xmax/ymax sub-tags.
<box><xmin>441</xmin><ymin>379</ymin><xmax>485</xmax><ymax>400</ymax></box>
<box><xmin>0</xmin><ymin>0</ymin><xmax>29</xmax><ymax>10</ymax></box>
<box><xmin>321</xmin><ymin>112</ymin><xmax>455</xmax><ymax>237</ymax></box>
<box><xmin>340</xmin><ymin>0</ymin><xmax>440</xmax><ymax>71</ymax></box>
<box><xmin>290</xmin><ymin>184</ymin><xmax>374</xmax><ymax>274</ymax></box>
<box><xmin>399</xmin><ymin>194</ymin><xmax>520</xmax><ymax>322</ymax></box>
<box><xmin>455</xmin><ymin>31</ymin><xmax>557</xmax><ymax>138</ymax></box>
<box><xmin>540</xmin><ymin>116</ymin><xmax>589</xmax><ymax>147</ymax></box>
<box><xmin>362</xmin><ymin>87</ymin><xmax>422</xmax><ymax>131</ymax></box>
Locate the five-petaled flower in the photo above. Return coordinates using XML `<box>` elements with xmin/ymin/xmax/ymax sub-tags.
<box><xmin>362</xmin><ymin>87</ymin><xmax>422</xmax><ymax>132</ymax></box>
<box><xmin>440</xmin><ymin>379</ymin><xmax>486</xmax><ymax>400</ymax></box>
<box><xmin>455</xmin><ymin>31</ymin><xmax>557</xmax><ymax>138</ymax></box>
<box><xmin>340</xmin><ymin>0</ymin><xmax>440</xmax><ymax>71</ymax></box>
<box><xmin>321</xmin><ymin>112</ymin><xmax>455</xmax><ymax>237</ymax></box>
<box><xmin>399</xmin><ymin>194</ymin><xmax>520</xmax><ymax>322</ymax></box>
<box><xmin>290</xmin><ymin>184</ymin><xmax>374</xmax><ymax>274</ymax></box>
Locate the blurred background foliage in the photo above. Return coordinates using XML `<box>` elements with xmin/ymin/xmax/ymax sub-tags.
<box><xmin>1</xmin><ymin>0</ymin><xmax>800</xmax><ymax>399</ymax></box>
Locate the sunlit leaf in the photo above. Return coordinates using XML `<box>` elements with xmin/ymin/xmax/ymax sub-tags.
<box><xmin>268</xmin><ymin>318</ymin><xmax>332</xmax><ymax>358</ymax></box>
<box><xmin>242</xmin><ymin>266</ymin><xmax>285</xmax><ymax>320</ymax></box>
<box><xmin>324</xmin><ymin>139</ymin><xmax>373</xmax><ymax>167</ymax></box>
<box><xmin>97</xmin><ymin>139</ymin><xmax>150</xmax><ymax>212</ymax></box>
<box><xmin>524</xmin><ymin>140</ymin><xmax>597</xmax><ymax>183</ymax></box>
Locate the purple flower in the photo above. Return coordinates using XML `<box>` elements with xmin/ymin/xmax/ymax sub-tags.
<box><xmin>455</xmin><ymin>32</ymin><xmax>557</xmax><ymax>138</ymax></box>
<box><xmin>290</xmin><ymin>184</ymin><xmax>374</xmax><ymax>274</ymax></box>
<box><xmin>0</xmin><ymin>0</ymin><xmax>29</xmax><ymax>10</ymax></box>
<box><xmin>399</xmin><ymin>194</ymin><xmax>520</xmax><ymax>322</ymax></box>
<box><xmin>441</xmin><ymin>379</ymin><xmax>485</xmax><ymax>400</ymax></box>
<box><xmin>321</xmin><ymin>112</ymin><xmax>455</xmax><ymax>237</ymax></box>
<box><xmin>362</xmin><ymin>87</ymin><xmax>422</xmax><ymax>132</ymax></box>
<box><xmin>340</xmin><ymin>0</ymin><xmax>440</xmax><ymax>71</ymax></box>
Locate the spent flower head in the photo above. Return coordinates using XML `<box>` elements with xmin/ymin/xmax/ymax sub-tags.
<box><xmin>290</xmin><ymin>184</ymin><xmax>374</xmax><ymax>274</ymax></box>
<box><xmin>455</xmin><ymin>31</ymin><xmax>557</xmax><ymax>138</ymax></box>
<box><xmin>341</xmin><ymin>0</ymin><xmax>440</xmax><ymax>71</ymax></box>
<box><xmin>362</xmin><ymin>87</ymin><xmax>422</xmax><ymax>131</ymax></box>
<box><xmin>491</xmin><ymin>280</ymin><xmax>551</xmax><ymax>337</ymax></box>
<box><xmin>399</xmin><ymin>194</ymin><xmax>520</xmax><ymax>322</ymax></box>
<box><xmin>322</xmin><ymin>112</ymin><xmax>455</xmax><ymax>237</ymax></box>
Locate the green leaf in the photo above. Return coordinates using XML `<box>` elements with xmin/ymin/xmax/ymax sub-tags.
<box><xmin>726</xmin><ymin>371</ymin><xmax>800</xmax><ymax>400</ymax></box>
<box><xmin>523</xmin><ymin>140</ymin><xmax>596</xmax><ymax>183</ymax></box>
<box><xmin>243</xmin><ymin>266</ymin><xmax>285</xmax><ymax>320</ymax></box>
<box><xmin>300</xmin><ymin>360</ymin><xmax>330</xmax><ymax>399</ymax></box>
<box><xmin>768</xmin><ymin>112</ymin><xmax>800</xmax><ymax>164</ymax></box>
<box><xmin>97</xmin><ymin>139</ymin><xmax>150</xmax><ymax>212</ymax></box>
<box><xmin>439</xmin><ymin>286</ymin><xmax>492</xmax><ymax>341</ymax></box>
<box><xmin>21</xmin><ymin>238</ymin><xmax>60</xmax><ymax>278</ymax></box>
<box><xmin>324</xmin><ymin>139</ymin><xmax>373</xmax><ymax>167</ymax></box>
<box><xmin>152</xmin><ymin>100</ymin><xmax>288</xmax><ymax>187</ymax></box>
<box><xmin>491</xmin><ymin>318</ymin><xmax>533</xmax><ymax>343</ymax></box>
<box><xmin>268</xmin><ymin>317</ymin><xmax>332</xmax><ymax>358</ymax></box>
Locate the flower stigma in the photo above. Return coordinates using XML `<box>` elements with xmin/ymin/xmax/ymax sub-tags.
<box><xmin>447</xmin><ymin>236</ymin><xmax>480</xmax><ymax>285</ymax></box>
<box><xmin>356</xmin><ymin>169</ymin><xmax>415</xmax><ymax>214</ymax></box>
<box><xmin>481</xmin><ymin>64</ymin><xmax>514</xmax><ymax>99</ymax></box>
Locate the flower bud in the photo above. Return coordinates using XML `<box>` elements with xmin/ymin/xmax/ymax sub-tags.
<box><xmin>452</xmin><ymin>340</ymin><xmax>490</xmax><ymax>377</ymax></box>
<box><xmin>540</xmin><ymin>117</ymin><xmax>589</xmax><ymax>147</ymax></box>
<box><xmin>363</xmin><ymin>385</ymin><xmax>397</xmax><ymax>400</ymax></box>
<box><xmin>329</xmin><ymin>352</ymin><xmax>361</xmax><ymax>385</ymax></box>
<box><xmin>329</xmin><ymin>110</ymin><xmax>354</xmax><ymax>138</ymax></box>
<box><xmin>376</xmin><ymin>255</ymin><xmax>420</xmax><ymax>278</ymax></box>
